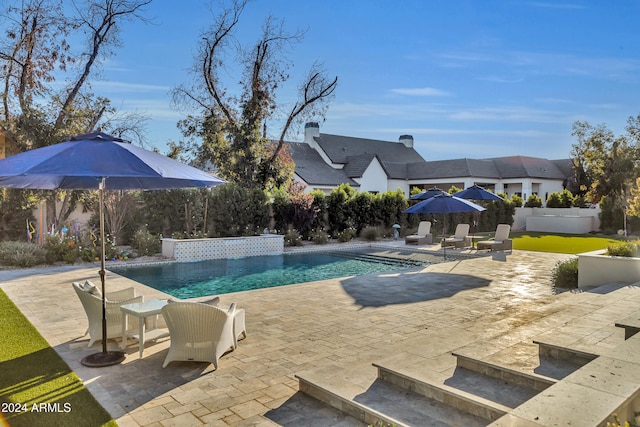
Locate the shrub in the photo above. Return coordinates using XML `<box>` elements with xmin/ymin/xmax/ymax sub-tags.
<box><xmin>80</xmin><ymin>246</ymin><xmax>98</xmax><ymax>262</ymax></box>
<box><xmin>360</xmin><ymin>226</ymin><xmax>381</xmax><ymax>241</ymax></box>
<box><xmin>607</xmin><ymin>240</ymin><xmax>640</xmax><ymax>257</ymax></box>
<box><xmin>524</xmin><ymin>194</ymin><xmax>542</xmax><ymax>208</ymax></box>
<box><xmin>551</xmin><ymin>258</ymin><xmax>579</xmax><ymax>289</ymax></box>
<box><xmin>284</xmin><ymin>229</ymin><xmax>303</xmax><ymax>246</ymax></box>
<box><xmin>606</xmin><ymin>412</ymin><xmax>640</xmax><ymax>427</ymax></box>
<box><xmin>510</xmin><ymin>194</ymin><xmax>523</xmax><ymax>207</ymax></box>
<box><xmin>44</xmin><ymin>236</ymin><xmax>70</xmax><ymax>264</ymax></box>
<box><xmin>0</xmin><ymin>241</ymin><xmax>45</xmax><ymax>267</ymax></box>
<box><xmin>310</xmin><ymin>229</ymin><xmax>329</xmax><ymax>244</ymax></box>
<box><xmin>63</xmin><ymin>249</ymin><xmax>79</xmax><ymax>264</ymax></box>
<box><xmin>131</xmin><ymin>227</ymin><xmax>161</xmax><ymax>256</ymax></box>
<box><xmin>336</xmin><ymin>227</ymin><xmax>357</xmax><ymax>242</ymax></box>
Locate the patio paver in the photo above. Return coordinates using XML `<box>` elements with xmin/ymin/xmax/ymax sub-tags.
<box><xmin>1</xmin><ymin>248</ymin><xmax>639</xmax><ymax>426</ymax></box>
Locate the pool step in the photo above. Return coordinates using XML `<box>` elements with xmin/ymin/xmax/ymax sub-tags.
<box><xmin>329</xmin><ymin>251</ymin><xmax>426</xmax><ymax>267</ymax></box>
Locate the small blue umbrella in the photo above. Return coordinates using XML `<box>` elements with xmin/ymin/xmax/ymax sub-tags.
<box><xmin>453</xmin><ymin>184</ymin><xmax>504</xmax><ymax>201</ymax></box>
<box><xmin>410</xmin><ymin>186</ymin><xmax>447</xmax><ymax>200</ymax></box>
<box><xmin>453</xmin><ymin>185</ymin><xmax>503</xmax><ymax>247</ymax></box>
<box><xmin>0</xmin><ymin>132</ymin><xmax>225</xmax><ymax>366</ymax></box>
<box><xmin>405</xmin><ymin>193</ymin><xmax>485</xmax><ymax>258</ymax></box>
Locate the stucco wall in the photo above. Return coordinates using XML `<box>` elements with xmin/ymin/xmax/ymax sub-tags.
<box><xmin>578</xmin><ymin>249</ymin><xmax>640</xmax><ymax>288</ymax></box>
<box><xmin>514</xmin><ymin>207</ymin><xmax>601</xmax><ymax>233</ymax></box>
<box><xmin>358</xmin><ymin>157</ymin><xmax>388</xmax><ymax>193</ymax></box>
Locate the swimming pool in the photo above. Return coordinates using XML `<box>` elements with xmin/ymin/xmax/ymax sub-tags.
<box><xmin>110</xmin><ymin>249</ymin><xmax>428</xmax><ymax>298</ymax></box>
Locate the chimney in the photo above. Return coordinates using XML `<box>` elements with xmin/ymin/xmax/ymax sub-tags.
<box><xmin>399</xmin><ymin>134</ymin><xmax>414</xmax><ymax>148</ymax></box>
<box><xmin>304</xmin><ymin>122</ymin><xmax>320</xmax><ymax>147</ymax></box>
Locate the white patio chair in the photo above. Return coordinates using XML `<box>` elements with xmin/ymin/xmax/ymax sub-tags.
<box><xmin>442</xmin><ymin>223</ymin><xmax>471</xmax><ymax>248</ymax></box>
<box><xmin>161</xmin><ymin>301</ymin><xmax>236</xmax><ymax>369</ymax></box>
<box><xmin>167</xmin><ymin>296</ymin><xmax>246</xmax><ymax>348</ymax></box>
<box><xmin>72</xmin><ymin>281</ymin><xmax>143</xmax><ymax>347</ymax></box>
<box><xmin>405</xmin><ymin>221</ymin><xmax>433</xmax><ymax>245</ymax></box>
<box><xmin>477</xmin><ymin>224</ymin><xmax>512</xmax><ymax>252</ymax></box>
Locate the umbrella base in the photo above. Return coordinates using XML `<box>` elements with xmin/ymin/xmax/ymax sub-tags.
<box><xmin>81</xmin><ymin>350</ymin><xmax>126</xmax><ymax>367</ymax></box>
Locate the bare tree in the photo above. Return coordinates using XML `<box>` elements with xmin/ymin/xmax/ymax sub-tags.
<box><xmin>172</xmin><ymin>0</ymin><xmax>337</xmax><ymax>189</ymax></box>
<box><xmin>0</xmin><ymin>0</ymin><xmax>73</xmax><ymax>125</ymax></box>
<box><xmin>54</xmin><ymin>0</ymin><xmax>151</xmax><ymax>130</ymax></box>
<box><xmin>0</xmin><ymin>0</ymin><xmax>152</xmax><ymax>229</ymax></box>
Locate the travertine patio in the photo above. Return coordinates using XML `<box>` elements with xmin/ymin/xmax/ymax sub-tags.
<box><xmin>1</xmin><ymin>247</ymin><xmax>639</xmax><ymax>426</ymax></box>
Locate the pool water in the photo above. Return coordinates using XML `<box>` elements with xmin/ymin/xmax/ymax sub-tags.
<box><xmin>110</xmin><ymin>250</ymin><xmax>426</xmax><ymax>298</ymax></box>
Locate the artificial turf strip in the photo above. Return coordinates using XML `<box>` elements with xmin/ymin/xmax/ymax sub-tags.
<box><xmin>511</xmin><ymin>232</ymin><xmax>621</xmax><ymax>254</ymax></box>
<box><xmin>0</xmin><ymin>288</ymin><xmax>117</xmax><ymax>427</ymax></box>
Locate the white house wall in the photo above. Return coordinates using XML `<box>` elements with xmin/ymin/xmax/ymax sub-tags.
<box><xmin>389</xmin><ymin>179</ymin><xmax>409</xmax><ymax>196</ymax></box>
<box><xmin>358</xmin><ymin>157</ymin><xmax>389</xmax><ymax>193</ymax></box>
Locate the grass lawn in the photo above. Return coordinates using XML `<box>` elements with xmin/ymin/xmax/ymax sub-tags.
<box><xmin>0</xmin><ymin>288</ymin><xmax>116</xmax><ymax>427</ymax></box>
<box><xmin>510</xmin><ymin>231</ymin><xmax>622</xmax><ymax>254</ymax></box>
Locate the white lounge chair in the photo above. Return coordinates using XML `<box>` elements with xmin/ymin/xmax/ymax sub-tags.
<box><xmin>167</xmin><ymin>296</ymin><xmax>246</xmax><ymax>348</ymax></box>
<box><xmin>477</xmin><ymin>224</ymin><xmax>512</xmax><ymax>252</ymax></box>
<box><xmin>405</xmin><ymin>221</ymin><xmax>433</xmax><ymax>245</ymax></box>
<box><xmin>72</xmin><ymin>281</ymin><xmax>143</xmax><ymax>347</ymax></box>
<box><xmin>442</xmin><ymin>223</ymin><xmax>470</xmax><ymax>248</ymax></box>
<box><xmin>161</xmin><ymin>301</ymin><xmax>236</xmax><ymax>369</ymax></box>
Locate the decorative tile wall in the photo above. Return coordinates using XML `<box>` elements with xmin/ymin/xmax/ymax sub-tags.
<box><xmin>161</xmin><ymin>235</ymin><xmax>284</xmax><ymax>262</ymax></box>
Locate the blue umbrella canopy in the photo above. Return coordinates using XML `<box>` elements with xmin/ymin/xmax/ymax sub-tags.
<box><xmin>0</xmin><ymin>132</ymin><xmax>224</xmax><ymax>190</ymax></box>
<box><xmin>410</xmin><ymin>186</ymin><xmax>447</xmax><ymax>200</ymax></box>
<box><xmin>0</xmin><ymin>132</ymin><xmax>225</xmax><ymax>367</ymax></box>
<box><xmin>453</xmin><ymin>184</ymin><xmax>504</xmax><ymax>201</ymax></box>
<box><xmin>405</xmin><ymin>193</ymin><xmax>486</xmax><ymax>214</ymax></box>
<box><xmin>405</xmin><ymin>193</ymin><xmax>485</xmax><ymax>259</ymax></box>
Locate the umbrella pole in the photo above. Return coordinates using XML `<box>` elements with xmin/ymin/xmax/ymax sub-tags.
<box><xmin>81</xmin><ymin>178</ymin><xmax>125</xmax><ymax>367</ymax></box>
<box><xmin>442</xmin><ymin>215</ymin><xmax>447</xmax><ymax>260</ymax></box>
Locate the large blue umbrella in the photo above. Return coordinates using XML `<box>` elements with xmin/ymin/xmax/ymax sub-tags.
<box><xmin>410</xmin><ymin>186</ymin><xmax>447</xmax><ymax>200</ymax></box>
<box><xmin>0</xmin><ymin>132</ymin><xmax>225</xmax><ymax>366</ymax></box>
<box><xmin>405</xmin><ymin>193</ymin><xmax>485</xmax><ymax>258</ymax></box>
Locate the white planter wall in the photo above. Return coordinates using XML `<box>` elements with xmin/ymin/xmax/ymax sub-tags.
<box><xmin>578</xmin><ymin>249</ymin><xmax>640</xmax><ymax>289</ymax></box>
<box><xmin>162</xmin><ymin>235</ymin><xmax>284</xmax><ymax>262</ymax></box>
<box><xmin>514</xmin><ymin>207</ymin><xmax>601</xmax><ymax>233</ymax></box>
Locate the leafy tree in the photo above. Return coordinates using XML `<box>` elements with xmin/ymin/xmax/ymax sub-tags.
<box><xmin>0</xmin><ymin>189</ymin><xmax>39</xmax><ymax>241</ymax></box>
<box><xmin>270</xmin><ymin>181</ymin><xmax>318</xmax><ymax>237</ymax></box>
<box><xmin>326</xmin><ymin>184</ymin><xmax>357</xmax><ymax>234</ymax></box>
<box><xmin>572</xmin><ymin>117</ymin><xmax>639</xmax><ymax>229</ymax></box>
<box><xmin>310</xmin><ymin>189</ymin><xmax>328</xmax><ymax>232</ymax></box>
<box><xmin>171</xmin><ymin>0</ymin><xmax>337</xmax><ymax>189</ymax></box>
<box><xmin>207</xmin><ymin>183</ymin><xmax>269</xmax><ymax>237</ymax></box>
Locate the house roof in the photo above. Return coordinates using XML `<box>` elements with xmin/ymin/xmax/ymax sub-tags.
<box><xmin>485</xmin><ymin>156</ymin><xmax>570</xmax><ymax>179</ymax></box>
<box><xmin>315</xmin><ymin>134</ymin><xmax>422</xmax><ymax>164</ymax></box>
<box><xmin>287</xmin><ymin>131</ymin><xmax>574</xmax><ymax>187</ymax></box>
<box><xmin>408</xmin><ymin>158</ymin><xmax>499</xmax><ymax>179</ymax></box>
<box><xmin>342</xmin><ymin>154</ymin><xmax>376</xmax><ymax>178</ymax></box>
<box><xmin>285</xmin><ymin>142</ymin><xmax>358</xmax><ymax>187</ymax></box>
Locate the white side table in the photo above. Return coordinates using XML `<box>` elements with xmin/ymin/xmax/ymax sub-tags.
<box><xmin>121</xmin><ymin>299</ymin><xmax>169</xmax><ymax>358</ymax></box>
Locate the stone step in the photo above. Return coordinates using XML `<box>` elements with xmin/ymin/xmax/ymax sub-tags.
<box><xmin>374</xmin><ymin>362</ymin><xmax>536</xmax><ymax>422</ymax></box>
<box><xmin>452</xmin><ymin>352</ymin><xmax>555</xmax><ymax>392</ymax></box>
<box><xmin>614</xmin><ymin>310</ymin><xmax>640</xmax><ymax>340</ymax></box>
<box><xmin>533</xmin><ymin>339</ymin><xmax>599</xmax><ymax>366</ymax></box>
<box><xmin>297</xmin><ymin>373</ymin><xmax>487</xmax><ymax>427</ymax></box>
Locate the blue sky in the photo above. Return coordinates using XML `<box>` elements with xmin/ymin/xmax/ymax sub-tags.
<box><xmin>95</xmin><ymin>0</ymin><xmax>640</xmax><ymax>161</ymax></box>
